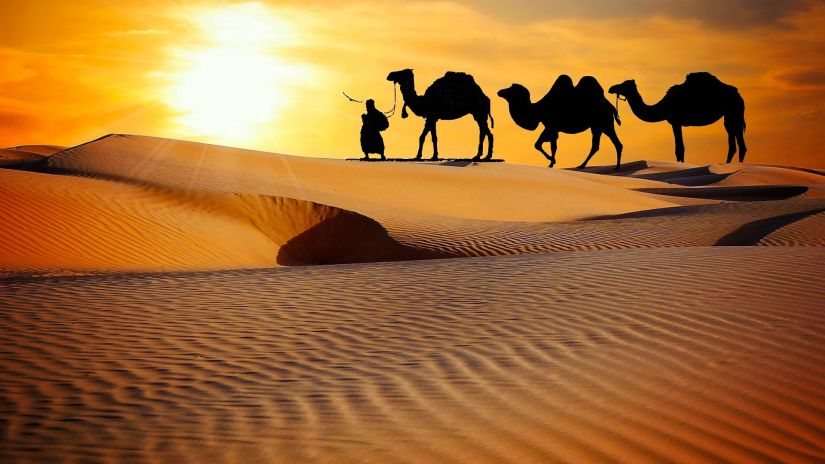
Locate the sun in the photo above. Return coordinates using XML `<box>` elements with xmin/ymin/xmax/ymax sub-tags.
<box><xmin>167</xmin><ymin>3</ymin><xmax>306</xmax><ymax>145</ymax></box>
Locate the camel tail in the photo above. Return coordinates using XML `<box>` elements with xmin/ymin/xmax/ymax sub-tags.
<box><xmin>489</xmin><ymin>113</ymin><xmax>494</xmax><ymax>129</ymax></box>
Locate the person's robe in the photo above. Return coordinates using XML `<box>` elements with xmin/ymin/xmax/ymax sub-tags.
<box><xmin>360</xmin><ymin>108</ymin><xmax>389</xmax><ymax>155</ymax></box>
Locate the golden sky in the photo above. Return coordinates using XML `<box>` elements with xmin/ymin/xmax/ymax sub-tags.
<box><xmin>1</xmin><ymin>0</ymin><xmax>823</xmax><ymax>167</ymax></box>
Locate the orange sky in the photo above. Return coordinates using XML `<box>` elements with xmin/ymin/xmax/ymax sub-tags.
<box><xmin>1</xmin><ymin>0</ymin><xmax>823</xmax><ymax>167</ymax></box>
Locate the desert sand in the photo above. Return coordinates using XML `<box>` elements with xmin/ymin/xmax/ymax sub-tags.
<box><xmin>1</xmin><ymin>134</ymin><xmax>824</xmax><ymax>463</ymax></box>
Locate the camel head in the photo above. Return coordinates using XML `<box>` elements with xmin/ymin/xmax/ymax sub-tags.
<box><xmin>386</xmin><ymin>69</ymin><xmax>413</xmax><ymax>85</ymax></box>
<box><xmin>496</xmin><ymin>84</ymin><xmax>530</xmax><ymax>103</ymax></box>
<box><xmin>387</xmin><ymin>69</ymin><xmax>414</xmax><ymax>118</ymax></box>
<box><xmin>608</xmin><ymin>80</ymin><xmax>638</xmax><ymax>98</ymax></box>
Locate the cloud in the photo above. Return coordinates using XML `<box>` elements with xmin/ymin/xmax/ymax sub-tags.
<box><xmin>460</xmin><ymin>0</ymin><xmax>812</xmax><ymax>28</ymax></box>
<box><xmin>776</xmin><ymin>67</ymin><xmax>825</xmax><ymax>88</ymax></box>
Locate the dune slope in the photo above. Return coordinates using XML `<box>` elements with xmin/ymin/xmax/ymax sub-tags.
<box><xmin>0</xmin><ymin>169</ymin><xmax>430</xmax><ymax>271</ymax></box>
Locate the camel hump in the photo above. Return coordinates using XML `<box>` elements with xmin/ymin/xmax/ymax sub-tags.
<box><xmin>575</xmin><ymin>76</ymin><xmax>606</xmax><ymax>97</ymax></box>
<box><xmin>442</xmin><ymin>71</ymin><xmax>477</xmax><ymax>85</ymax></box>
<box><xmin>683</xmin><ymin>72</ymin><xmax>739</xmax><ymax>93</ymax></box>
<box><xmin>551</xmin><ymin>74</ymin><xmax>575</xmax><ymax>93</ymax></box>
<box><xmin>426</xmin><ymin>71</ymin><xmax>486</xmax><ymax>101</ymax></box>
<box><xmin>574</xmin><ymin>76</ymin><xmax>608</xmax><ymax>104</ymax></box>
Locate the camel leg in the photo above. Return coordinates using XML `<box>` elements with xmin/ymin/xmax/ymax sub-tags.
<box><xmin>726</xmin><ymin>133</ymin><xmax>736</xmax><ymax>163</ymax></box>
<box><xmin>672</xmin><ymin>124</ymin><xmax>685</xmax><ymax>162</ymax></box>
<box><xmin>605</xmin><ymin>124</ymin><xmax>623</xmax><ymax>170</ymax></box>
<box><xmin>473</xmin><ymin>115</ymin><xmax>493</xmax><ymax>160</ymax></box>
<box><xmin>416</xmin><ymin>122</ymin><xmax>431</xmax><ymax>160</ymax></box>
<box><xmin>534</xmin><ymin>128</ymin><xmax>555</xmax><ymax>167</ymax></box>
<box><xmin>736</xmin><ymin>129</ymin><xmax>747</xmax><ymax>162</ymax></box>
<box><xmin>430</xmin><ymin>120</ymin><xmax>439</xmax><ymax>160</ymax></box>
<box><xmin>484</xmin><ymin>127</ymin><xmax>494</xmax><ymax>160</ymax></box>
<box><xmin>483</xmin><ymin>119</ymin><xmax>494</xmax><ymax>159</ymax></box>
<box><xmin>729</xmin><ymin>114</ymin><xmax>748</xmax><ymax>162</ymax></box>
<box><xmin>550</xmin><ymin>137</ymin><xmax>558</xmax><ymax>168</ymax></box>
<box><xmin>724</xmin><ymin>119</ymin><xmax>738</xmax><ymax>163</ymax></box>
<box><xmin>577</xmin><ymin>129</ymin><xmax>602</xmax><ymax>169</ymax></box>
<box><xmin>473</xmin><ymin>126</ymin><xmax>484</xmax><ymax>160</ymax></box>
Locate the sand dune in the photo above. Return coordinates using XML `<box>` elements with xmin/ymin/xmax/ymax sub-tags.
<box><xmin>582</xmin><ymin>160</ymin><xmax>825</xmax><ymax>198</ymax></box>
<box><xmin>380</xmin><ymin>199</ymin><xmax>825</xmax><ymax>257</ymax></box>
<box><xmin>0</xmin><ymin>169</ymin><xmax>430</xmax><ymax>271</ymax></box>
<box><xmin>5</xmin><ymin>142</ymin><xmax>824</xmax><ymax>271</ymax></box>
<box><xmin>0</xmin><ymin>133</ymin><xmax>806</xmax><ymax>272</ymax></box>
<box><xmin>6</xmin><ymin>144</ymin><xmax>66</xmax><ymax>156</ymax></box>
<box><xmin>1</xmin><ymin>247</ymin><xmax>823</xmax><ymax>463</ymax></box>
<box><xmin>759</xmin><ymin>210</ymin><xmax>825</xmax><ymax>246</ymax></box>
<box><xmin>0</xmin><ymin>145</ymin><xmax>64</xmax><ymax>167</ymax></box>
<box><xmin>2</xmin><ymin>134</ymin><xmax>824</xmax><ymax>463</ymax></box>
<box><xmin>49</xmin><ymin>134</ymin><xmax>677</xmax><ymax>222</ymax></box>
<box><xmin>0</xmin><ymin>148</ymin><xmax>44</xmax><ymax>166</ymax></box>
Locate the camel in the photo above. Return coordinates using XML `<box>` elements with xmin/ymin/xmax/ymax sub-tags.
<box><xmin>497</xmin><ymin>75</ymin><xmax>623</xmax><ymax>169</ymax></box>
<box><xmin>386</xmin><ymin>69</ymin><xmax>493</xmax><ymax>160</ymax></box>
<box><xmin>608</xmin><ymin>72</ymin><xmax>746</xmax><ymax>163</ymax></box>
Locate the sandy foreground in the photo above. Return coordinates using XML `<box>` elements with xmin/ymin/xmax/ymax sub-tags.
<box><xmin>1</xmin><ymin>134</ymin><xmax>824</xmax><ymax>463</ymax></box>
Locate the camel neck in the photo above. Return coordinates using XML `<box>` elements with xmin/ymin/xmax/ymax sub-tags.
<box><xmin>625</xmin><ymin>90</ymin><xmax>667</xmax><ymax>123</ymax></box>
<box><xmin>398</xmin><ymin>80</ymin><xmax>423</xmax><ymax>116</ymax></box>
<box><xmin>506</xmin><ymin>96</ymin><xmax>540</xmax><ymax>131</ymax></box>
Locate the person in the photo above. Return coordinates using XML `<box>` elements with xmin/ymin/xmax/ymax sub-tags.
<box><xmin>360</xmin><ymin>99</ymin><xmax>389</xmax><ymax>160</ymax></box>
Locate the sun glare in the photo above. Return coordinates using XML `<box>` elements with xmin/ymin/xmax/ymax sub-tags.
<box><xmin>167</xmin><ymin>2</ymin><xmax>306</xmax><ymax>144</ymax></box>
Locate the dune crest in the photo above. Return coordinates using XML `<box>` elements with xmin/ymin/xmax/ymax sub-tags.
<box><xmin>0</xmin><ymin>169</ymin><xmax>431</xmax><ymax>271</ymax></box>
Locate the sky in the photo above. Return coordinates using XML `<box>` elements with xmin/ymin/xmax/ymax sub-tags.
<box><xmin>1</xmin><ymin>0</ymin><xmax>823</xmax><ymax>168</ymax></box>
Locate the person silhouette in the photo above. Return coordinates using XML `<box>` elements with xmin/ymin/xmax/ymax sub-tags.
<box><xmin>360</xmin><ymin>99</ymin><xmax>389</xmax><ymax>160</ymax></box>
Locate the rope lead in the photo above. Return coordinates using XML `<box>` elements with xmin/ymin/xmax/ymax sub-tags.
<box><xmin>342</xmin><ymin>83</ymin><xmax>398</xmax><ymax>117</ymax></box>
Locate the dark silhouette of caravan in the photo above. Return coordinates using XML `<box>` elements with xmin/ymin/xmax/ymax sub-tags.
<box><xmin>608</xmin><ymin>72</ymin><xmax>747</xmax><ymax>163</ymax></box>
<box><xmin>498</xmin><ymin>75</ymin><xmax>623</xmax><ymax>170</ymax></box>
<box><xmin>386</xmin><ymin>69</ymin><xmax>494</xmax><ymax>160</ymax></box>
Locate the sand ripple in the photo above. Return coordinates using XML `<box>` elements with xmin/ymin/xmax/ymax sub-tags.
<box><xmin>1</xmin><ymin>248</ymin><xmax>823</xmax><ymax>463</ymax></box>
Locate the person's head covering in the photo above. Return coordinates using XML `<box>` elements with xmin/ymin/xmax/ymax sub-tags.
<box><xmin>366</xmin><ymin>99</ymin><xmax>376</xmax><ymax>109</ymax></box>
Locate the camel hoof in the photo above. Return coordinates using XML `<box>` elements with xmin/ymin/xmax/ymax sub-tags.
<box><xmin>576</xmin><ymin>165</ymin><xmax>586</xmax><ymax>170</ymax></box>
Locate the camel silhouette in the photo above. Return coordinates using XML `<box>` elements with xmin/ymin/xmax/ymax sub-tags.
<box><xmin>386</xmin><ymin>69</ymin><xmax>493</xmax><ymax>160</ymax></box>
<box><xmin>608</xmin><ymin>72</ymin><xmax>747</xmax><ymax>163</ymax></box>
<box><xmin>497</xmin><ymin>75</ymin><xmax>623</xmax><ymax>169</ymax></box>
